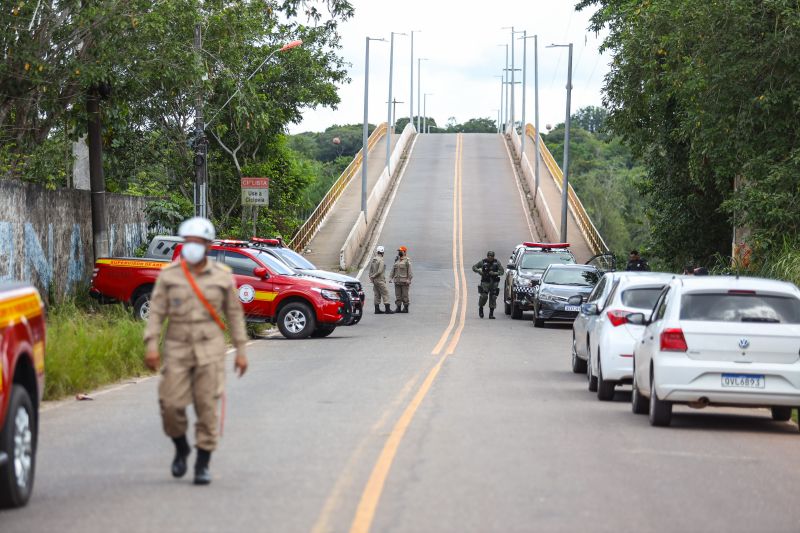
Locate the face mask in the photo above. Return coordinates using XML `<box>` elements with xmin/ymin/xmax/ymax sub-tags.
<box><xmin>181</xmin><ymin>242</ymin><xmax>207</xmax><ymax>264</ymax></box>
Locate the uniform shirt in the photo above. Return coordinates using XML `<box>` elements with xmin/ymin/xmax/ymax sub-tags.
<box><xmin>144</xmin><ymin>259</ymin><xmax>248</xmax><ymax>365</ymax></box>
<box><xmin>626</xmin><ymin>258</ymin><xmax>650</xmax><ymax>271</ymax></box>
<box><xmin>368</xmin><ymin>255</ymin><xmax>386</xmax><ymax>282</ymax></box>
<box><xmin>472</xmin><ymin>259</ymin><xmax>504</xmax><ymax>284</ymax></box>
<box><xmin>391</xmin><ymin>257</ymin><xmax>413</xmax><ymax>284</ymax></box>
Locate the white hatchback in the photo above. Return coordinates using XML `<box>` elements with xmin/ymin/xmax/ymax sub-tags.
<box><xmin>628</xmin><ymin>276</ymin><xmax>800</xmax><ymax>427</ymax></box>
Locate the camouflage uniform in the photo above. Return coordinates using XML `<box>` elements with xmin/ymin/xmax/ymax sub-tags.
<box><xmin>472</xmin><ymin>258</ymin><xmax>504</xmax><ymax>310</ymax></box>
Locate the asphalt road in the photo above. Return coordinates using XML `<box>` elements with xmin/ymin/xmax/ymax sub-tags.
<box><xmin>3</xmin><ymin>133</ymin><xmax>800</xmax><ymax>533</ymax></box>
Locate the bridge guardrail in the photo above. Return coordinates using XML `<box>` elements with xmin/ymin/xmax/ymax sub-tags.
<box><xmin>288</xmin><ymin>123</ymin><xmax>388</xmax><ymax>252</ymax></box>
<box><xmin>526</xmin><ymin>124</ymin><xmax>609</xmax><ymax>255</ymax></box>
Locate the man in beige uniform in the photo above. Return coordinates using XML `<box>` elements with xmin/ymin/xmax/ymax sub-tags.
<box><xmin>368</xmin><ymin>245</ymin><xmax>394</xmax><ymax>314</ymax></box>
<box><xmin>144</xmin><ymin>217</ymin><xmax>248</xmax><ymax>485</ymax></box>
<box><xmin>390</xmin><ymin>245</ymin><xmax>413</xmax><ymax>313</ymax></box>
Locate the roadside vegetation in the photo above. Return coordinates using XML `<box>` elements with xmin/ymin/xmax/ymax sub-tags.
<box><xmin>44</xmin><ymin>301</ymin><xmax>148</xmax><ymax>401</ymax></box>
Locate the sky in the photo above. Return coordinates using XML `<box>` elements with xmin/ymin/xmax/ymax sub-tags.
<box><xmin>289</xmin><ymin>0</ymin><xmax>611</xmax><ymax>134</ymax></box>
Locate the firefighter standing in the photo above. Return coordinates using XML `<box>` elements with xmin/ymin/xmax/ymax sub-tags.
<box><xmin>390</xmin><ymin>246</ymin><xmax>413</xmax><ymax>313</ymax></box>
<box><xmin>368</xmin><ymin>245</ymin><xmax>394</xmax><ymax>314</ymax></box>
<box><xmin>472</xmin><ymin>251</ymin><xmax>504</xmax><ymax>319</ymax></box>
<box><xmin>144</xmin><ymin>217</ymin><xmax>249</xmax><ymax>486</ymax></box>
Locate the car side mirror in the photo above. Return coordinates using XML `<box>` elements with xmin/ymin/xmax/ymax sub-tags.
<box><xmin>567</xmin><ymin>295</ymin><xmax>583</xmax><ymax>305</ymax></box>
<box><xmin>626</xmin><ymin>312</ymin><xmax>647</xmax><ymax>326</ymax></box>
<box><xmin>253</xmin><ymin>267</ymin><xmax>269</xmax><ymax>279</ymax></box>
<box><xmin>507</xmin><ymin>264</ymin><xmax>516</xmax><ymax>270</ymax></box>
<box><xmin>581</xmin><ymin>303</ymin><xmax>599</xmax><ymax>316</ymax></box>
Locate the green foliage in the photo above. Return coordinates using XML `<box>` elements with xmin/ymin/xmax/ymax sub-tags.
<box><xmin>446</xmin><ymin>117</ymin><xmax>497</xmax><ymax>133</ymax></box>
<box><xmin>576</xmin><ymin>0</ymin><xmax>800</xmax><ymax>269</ymax></box>
<box><xmin>44</xmin><ymin>301</ymin><xmax>148</xmax><ymax>400</ymax></box>
<box><xmin>543</xmin><ymin>115</ymin><xmax>649</xmax><ymax>256</ymax></box>
<box><xmin>288</xmin><ymin>124</ymin><xmax>375</xmax><ymax>162</ymax></box>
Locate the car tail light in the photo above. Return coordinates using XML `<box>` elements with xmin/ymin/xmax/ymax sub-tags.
<box><xmin>660</xmin><ymin>328</ymin><xmax>688</xmax><ymax>352</ymax></box>
<box><xmin>606</xmin><ymin>309</ymin><xmax>629</xmax><ymax>327</ymax></box>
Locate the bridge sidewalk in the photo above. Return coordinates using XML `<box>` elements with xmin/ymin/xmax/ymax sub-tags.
<box><xmin>303</xmin><ymin>134</ymin><xmax>399</xmax><ymax>270</ymax></box>
<box><xmin>520</xmin><ymin>136</ymin><xmax>594</xmax><ymax>263</ymax></box>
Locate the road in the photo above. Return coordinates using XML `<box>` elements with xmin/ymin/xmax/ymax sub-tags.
<box><xmin>3</xmin><ymin>133</ymin><xmax>800</xmax><ymax>533</ymax></box>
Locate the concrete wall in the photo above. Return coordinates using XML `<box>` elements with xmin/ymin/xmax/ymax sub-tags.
<box><xmin>0</xmin><ymin>180</ymin><xmax>149</xmax><ymax>299</ymax></box>
<box><xmin>339</xmin><ymin>123</ymin><xmax>416</xmax><ymax>270</ymax></box>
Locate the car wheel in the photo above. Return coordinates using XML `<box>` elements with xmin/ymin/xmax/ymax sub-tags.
<box><xmin>277</xmin><ymin>302</ymin><xmax>316</xmax><ymax>339</ymax></box>
<box><xmin>571</xmin><ymin>332</ymin><xmax>587</xmax><ymax>374</ymax></box>
<box><xmin>596</xmin><ymin>355</ymin><xmax>615</xmax><ymax>401</ymax></box>
<box><xmin>532</xmin><ymin>305</ymin><xmax>544</xmax><ymax>328</ymax></box>
<box><xmin>133</xmin><ymin>292</ymin><xmax>151</xmax><ymax>321</ymax></box>
<box><xmin>648</xmin><ymin>369</ymin><xmax>672</xmax><ymax>427</ymax></box>
<box><xmin>504</xmin><ymin>284</ymin><xmax>511</xmax><ymax>315</ymax></box>
<box><xmin>0</xmin><ymin>385</ymin><xmax>36</xmax><ymax>509</ymax></box>
<box><xmin>311</xmin><ymin>324</ymin><xmax>336</xmax><ymax>338</ymax></box>
<box><xmin>511</xmin><ymin>299</ymin><xmax>523</xmax><ymax>320</ymax></box>
<box><xmin>771</xmin><ymin>406</ymin><xmax>793</xmax><ymax>422</ymax></box>
<box><xmin>631</xmin><ymin>365</ymin><xmax>648</xmax><ymax>415</ymax></box>
<box><xmin>587</xmin><ymin>346</ymin><xmax>598</xmax><ymax>392</ymax></box>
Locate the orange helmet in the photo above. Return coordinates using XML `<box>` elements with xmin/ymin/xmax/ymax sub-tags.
<box><xmin>398</xmin><ymin>246</ymin><xmax>408</xmax><ymax>253</ymax></box>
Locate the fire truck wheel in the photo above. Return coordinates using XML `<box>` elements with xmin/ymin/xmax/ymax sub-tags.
<box><xmin>133</xmin><ymin>293</ymin><xmax>152</xmax><ymax>321</ymax></box>
<box><xmin>277</xmin><ymin>301</ymin><xmax>316</xmax><ymax>339</ymax></box>
<box><xmin>0</xmin><ymin>385</ymin><xmax>36</xmax><ymax>509</ymax></box>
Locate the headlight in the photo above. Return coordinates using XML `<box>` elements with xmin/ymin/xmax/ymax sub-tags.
<box><xmin>319</xmin><ymin>289</ymin><xmax>341</xmax><ymax>301</ymax></box>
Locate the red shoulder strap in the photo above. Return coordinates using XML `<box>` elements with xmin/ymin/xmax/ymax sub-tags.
<box><xmin>180</xmin><ymin>260</ymin><xmax>227</xmax><ymax>331</ymax></box>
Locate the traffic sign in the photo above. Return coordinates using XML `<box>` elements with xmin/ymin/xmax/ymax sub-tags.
<box><xmin>241</xmin><ymin>177</ymin><xmax>269</xmax><ymax>206</ymax></box>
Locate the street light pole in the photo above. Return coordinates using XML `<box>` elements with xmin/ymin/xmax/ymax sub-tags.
<box><xmin>548</xmin><ymin>43</ymin><xmax>574</xmax><ymax>243</ymax></box>
<box><xmin>423</xmin><ymin>93</ymin><xmax>433</xmax><ymax>133</ymax></box>
<box><xmin>386</xmin><ymin>32</ymin><xmax>406</xmax><ymax>175</ymax></box>
<box><xmin>534</xmin><ymin>34</ymin><xmax>540</xmax><ymax>196</ymax></box>
<box><xmin>417</xmin><ymin>57</ymin><xmax>428</xmax><ymax>132</ymax></box>
<box><xmin>362</xmin><ymin>36</ymin><xmax>386</xmax><ymax>220</ymax></box>
<box><xmin>495</xmin><ymin>75</ymin><xmax>504</xmax><ymax>133</ymax></box>
<box><xmin>519</xmin><ymin>30</ymin><xmax>528</xmax><ymax>159</ymax></box>
<box><xmin>410</xmin><ymin>31</ymin><xmax>420</xmax><ymax>129</ymax></box>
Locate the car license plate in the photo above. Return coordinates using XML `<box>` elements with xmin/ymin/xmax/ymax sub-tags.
<box><xmin>565</xmin><ymin>305</ymin><xmax>580</xmax><ymax>312</ymax></box>
<box><xmin>721</xmin><ymin>373</ymin><xmax>765</xmax><ymax>389</ymax></box>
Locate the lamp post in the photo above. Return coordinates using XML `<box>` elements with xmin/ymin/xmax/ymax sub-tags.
<box><xmin>423</xmin><ymin>93</ymin><xmax>433</xmax><ymax>133</ymax></box>
<box><xmin>410</xmin><ymin>30</ymin><xmax>420</xmax><ymax>129</ymax></box>
<box><xmin>498</xmin><ymin>44</ymin><xmax>508</xmax><ymax>129</ymax></box>
<box><xmin>547</xmin><ymin>43</ymin><xmax>573</xmax><ymax>243</ymax></box>
<box><xmin>362</xmin><ymin>36</ymin><xmax>387</xmax><ymax>220</ymax></box>
<box><xmin>386</xmin><ymin>32</ymin><xmax>406</xmax><ymax>175</ymax></box>
<box><xmin>201</xmin><ymin>38</ymin><xmax>302</xmax><ymax>219</ymax></box>
<box><xmin>417</xmin><ymin>57</ymin><xmax>429</xmax><ymax>132</ymax></box>
<box><xmin>495</xmin><ymin>75</ymin><xmax>504</xmax><ymax>133</ymax></box>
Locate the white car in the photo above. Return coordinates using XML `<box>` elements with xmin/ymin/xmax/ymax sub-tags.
<box><xmin>580</xmin><ymin>273</ymin><xmax>675</xmax><ymax>400</ymax></box>
<box><xmin>628</xmin><ymin>276</ymin><xmax>800</xmax><ymax>427</ymax></box>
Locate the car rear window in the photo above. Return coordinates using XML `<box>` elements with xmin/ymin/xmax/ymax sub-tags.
<box><xmin>543</xmin><ymin>268</ymin><xmax>599</xmax><ymax>287</ymax></box>
<box><xmin>520</xmin><ymin>252</ymin><xmax>575</xmax><ymax>270</ymax></box>
<box><xmin>680</xmin><ymin>293</ymin><xmax>800</xmax><ymax>323</ymax></box>
<box><xmin>621</xmin><ymin>287</ymin><xmax>664</xmax><ymax>310</ymax></box>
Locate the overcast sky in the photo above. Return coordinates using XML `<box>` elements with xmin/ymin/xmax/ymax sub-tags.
<box><xmin>289</xmin><ymin>0</ymin><xmax>610</xmax><ymax>134</ymax></box>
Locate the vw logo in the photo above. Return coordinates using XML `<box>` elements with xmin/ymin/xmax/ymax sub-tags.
<box><xmin>738</xmin><ymin>338</ymin><xmax>750</xmax><ymax>349</ymax></box>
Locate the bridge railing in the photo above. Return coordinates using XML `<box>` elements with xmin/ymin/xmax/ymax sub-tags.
<box><xmin>526</xmin><ymin>124</ymin><xmax>609</xmax><ymax>255</ymax></box>
<box><xmin>288</xmin><ymin>123</ymin><xmax>388</xmax><ymax>252</ymax></box>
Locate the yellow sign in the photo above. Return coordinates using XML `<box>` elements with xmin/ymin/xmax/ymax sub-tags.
<box><xmin>254</xmin><ymin>291</ymin><xmax>278</xmax><ymax>302</ymax></box>
<box><xmin>96</xmin><ymin>258</ymin><xmax>168</xmax><ymax>269</ymax></box>
<box><xmin>0</xmin><ymin>292</ymin><xmax>43</xmax><ymax>328</ymax></box>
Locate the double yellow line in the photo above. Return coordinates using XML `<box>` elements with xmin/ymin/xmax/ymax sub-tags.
<box><xmin>348</xmin><ymin>134</ymin><xmax>468</xmax><ymax>533</ymax></box>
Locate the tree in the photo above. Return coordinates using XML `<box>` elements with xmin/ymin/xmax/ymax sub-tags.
<box><xmin>576</xmin><ymin>0</ymin><xmax>800</xmax><ymax>267</ymax></box>
<box><xmin>571</xmin><ymin>106</ymin><xmax>608</xmax><ymax>136</ymax></box>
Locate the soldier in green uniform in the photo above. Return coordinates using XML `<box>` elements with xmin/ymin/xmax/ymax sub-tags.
<box><xmin>472</xmin><ymin>251</ymin><xmax>504</xmax><ymax>319</ymax></box>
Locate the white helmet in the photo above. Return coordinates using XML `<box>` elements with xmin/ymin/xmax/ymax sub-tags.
<box><xmin>178</xmin><ymin>217</ymin><xmax>215</xmax><ymax>241</ymax></box>
<box><xmin>376</xmin><ymin>245</ymin><xmax>385</xmax><ymax>254</ymax></box>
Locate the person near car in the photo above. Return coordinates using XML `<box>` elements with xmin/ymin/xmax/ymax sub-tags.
<box><xmin>390</xmin><ymin>246</ymin><xmax>413</xmax><ymax>313</ymax></box>
<box><xmin>693</xmin><ymin>266</ymin><xmax>709</xmax><ymax>275</ymax></box>
<box><xmin>472</xmin><ymin>250</ymin><xmax>505</xmax><ymax>319</ymax></box>
<box><xmin>143</xmin><ymin>217</ymin><xmax>249</xmax><ymax>486</ymax></box>
<box><xmin>625</xmin><ymin>250</ymin><xmax>650</xmax><ymax>271</ymax></box>
<box><xmin>368</xmin><ymin>245</ymin><xmax>394</xmax><ymax>315</ymax></box>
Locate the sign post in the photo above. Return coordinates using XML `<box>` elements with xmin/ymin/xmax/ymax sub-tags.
<box><xmin>241</xmin><ymin>177</ymin><xmax>269</xmax><ymax>237</ymax></box>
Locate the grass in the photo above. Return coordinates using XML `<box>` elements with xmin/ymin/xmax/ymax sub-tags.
<box><xmin>44</xmin><ymin>302</ymin><xmax>150</xmax><ymax>400</ymax></box>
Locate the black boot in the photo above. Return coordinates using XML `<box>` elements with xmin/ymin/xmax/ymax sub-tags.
<box><xmin>375</xmin><ymin>304</ymin><xmax>384</xmax><ymax>314</ymax></box>
<box><xmin>384</xmin><ymin>304</ymin><xmax>395</xmax><ymax>314</ymax></box>
<box><xmin>489</xmin><ymin>308</ymin><xmax>496</xmax><ymax>319</ymax></box>
<box><xmin>194</xmin><ymin>448</ymin><xmax>212</xmax><ymax>485</ymax></box>
<box><xmin>395</xmin><ymin>304</ymin><xmax>402</xmax><ymax>313</ymax></box>
<box><xmin>171</xmin><ymin>435</ymin><xmax>191</xmax><ymax>478</ymax></box>
<box><xmin>402</xmin><ymin>304</ymin><xmax>409</xmax><ymax>313</ymax></box>
<box><xmin>479</xmin><ymin>307</ymin><xmax>484</xmax><ymax>318</ymax></box>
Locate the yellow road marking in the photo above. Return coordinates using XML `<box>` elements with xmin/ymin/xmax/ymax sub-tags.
<box><xmin>348</xmin><ymin>133</ymin><xmax>469</xmax><ymax>533</ymax></box>
<box><xmin>310</xmin><ymin>368</ymin><xmax>425</xmax><ymax>533</ymax></box>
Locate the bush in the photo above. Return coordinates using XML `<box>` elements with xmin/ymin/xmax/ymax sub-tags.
<box><xmin>44</xmin><ymin>302</ymin><xmax>149</xmax><ymax>400</ymax></box>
